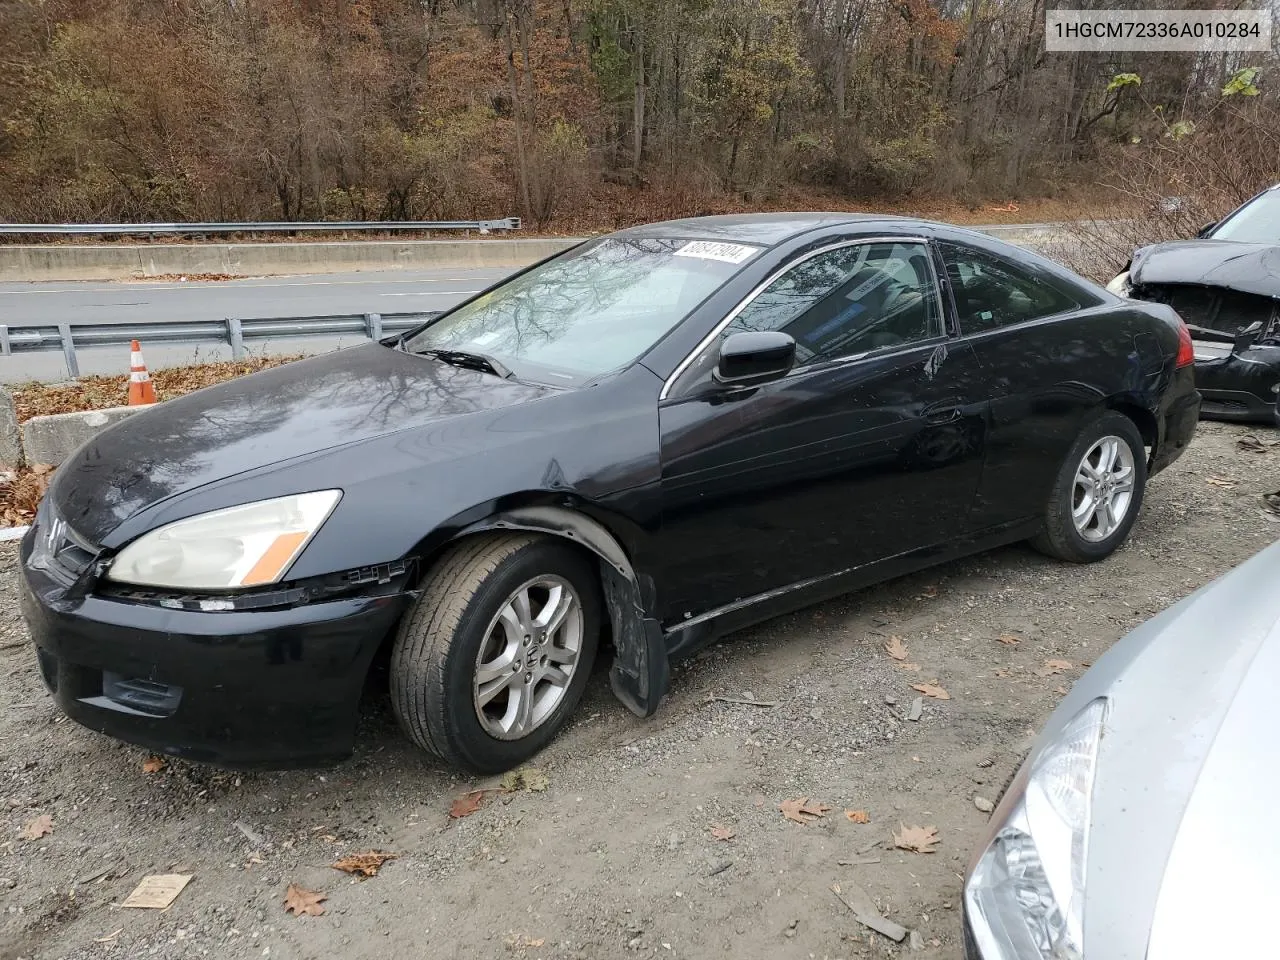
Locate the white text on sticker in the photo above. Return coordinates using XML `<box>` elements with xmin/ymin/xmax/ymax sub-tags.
<box><xmin>673</xmin><ymin>241</ymin><xmax>759</xmax><ymax>264</ymax></box>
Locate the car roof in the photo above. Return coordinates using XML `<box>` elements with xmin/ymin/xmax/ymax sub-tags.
<box><xmin>614</xmin><ymin>212</ymin><xmax>924</xmax><ymax>247</ymax></box>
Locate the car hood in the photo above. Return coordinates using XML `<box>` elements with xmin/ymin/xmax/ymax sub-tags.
<box><xmin>1024</xmin><ymin>541</ymin><xmax>1280</xmax><ymax>959</ymax></box>
<box><xmin>50</xmin><ymin>343</ymin><xmax>558</xmax><ymax>544</ymax></box>
<box><xmin>1130</xmin><ymin>239</ymin><xmax>1280</xmax><ymax>299</ymax></box>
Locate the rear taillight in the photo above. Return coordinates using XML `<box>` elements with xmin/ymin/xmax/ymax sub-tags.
<box><xmin>1175</xmin><ymin>319</ymin><xmax>1194</xmax><ymax>368</ymax></box>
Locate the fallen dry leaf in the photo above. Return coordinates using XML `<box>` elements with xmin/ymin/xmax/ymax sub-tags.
<box><xmin>995</xmin><ymin>634</ymin><xmax>1020</xmax><ymax>645</ymax></box>
<box><xmin>779</xmin><ymin>798</ymin><xmax>831</xmax><ymax>825</ymax></box>
<box><xmin>911</xmin><ymin>683</ymin><xmax>950</xmax><ymax>701</ymax></box>
<box><xmin>332</xmin><ymin>851</ymin><xmax>398</xmax><ymax>878</ymax></box>
<box><xmin>142</xmin><ymin>756</ymin><xmax>167</xmax><ymax>774</ymax></box>
<box><xmin>893</xmin><ymin>823</ymin><xmax>940</xmax><ymax>854</ymax></box>
<box><xmin>500</xmin><ymin>767</ymin><xmax>549</xmax><ymax>793</ymax></box>
<box><xmin>709</xmin><ymin>824</ymin><xmax>736</xmax><ymax>841</ymax></box>
<box><xmin>449</xmin><ymin>790</ymin><xmax>491</xmax><ymax>819</ymax></box>
<box><xmin>1034</xmin><ymin>659</ymin><xmax>1072</xmax><ymax>678</ymax></box>
<box><xmin>896</xmin><ymin>661</ymin><xmax>921</xmax><ymax>672</ymax></box>
<box><xmin>19</xmin><ymin>814</ymin><xmax>53</xmax><ymax>841</ymax></box>
<box><xmin>916</xmin><ymin>585</ymin><xmax>938</xmax><ymax>599</ymax></box>
<box><xmin>883</xmin><ymin>636</ymin><xmax>909</xmax><ymax>661</ymax></box>
<box><xmin>1206</xmin><ymin>475</ymin><xmax>1237</xmax><ymax>488</ymax></box>
<box><xmin>845</xmin><ymin>809</ymin><xmax>870</xmax><ymax>824</ymax></box>
<box><xmin>283</xmin><ymin>883</ymin><xmax>327</xmax><ymax>917</ymax></box>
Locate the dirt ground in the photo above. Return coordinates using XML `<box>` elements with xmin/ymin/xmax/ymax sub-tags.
<box><xmin>1</xmin><ymin>421</ymin><xmax>1277</xmax><ymax>960</ymax></box>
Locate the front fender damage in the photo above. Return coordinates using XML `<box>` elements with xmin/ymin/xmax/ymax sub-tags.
<box><xmin>458</xmin><ymin>506</ymin><xmax>669</xmax><ymax>718</ymax></box>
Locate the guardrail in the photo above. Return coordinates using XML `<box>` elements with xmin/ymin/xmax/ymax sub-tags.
<box><xmin>0</xmin><ymin>218</ymin><xmax>521</xmax><ymax>237</ymax></box>
<box><xmin>0</xmin><ymin>312</ymin><xmax>441</xmax><ymax>378</ymax></box>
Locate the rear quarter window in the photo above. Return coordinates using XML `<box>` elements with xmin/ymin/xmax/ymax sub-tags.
<box><xmin>940</xmin><ymin>241</ymin><xmax>1089</xmax><ymax>334</ymax></box>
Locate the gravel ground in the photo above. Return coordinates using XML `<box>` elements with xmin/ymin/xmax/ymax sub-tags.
<box><xmin>2</xmin><ymin>420</ymin><xmax>1277</xmax><ymax>960</ymax></box>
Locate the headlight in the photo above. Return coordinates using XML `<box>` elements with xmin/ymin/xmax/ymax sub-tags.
<box><xmin>107</xmin><ymin>490</ymin><xmax>341</xmax><ymax>590</ymax></box>
<box><xmin>1105</xmin><ymin>271</ymin><xmax>1132</xmax><ymax>297</ymax></box>
<box><xmin>964</xmin><ymin>698</ymin><xmax>1108</xmax><ymax>960</ymax></box>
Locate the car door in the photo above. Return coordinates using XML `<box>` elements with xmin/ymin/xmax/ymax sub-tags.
<box><xmin>655</xmin><ymin>237</ymin><xmax>989</xmax><ymax>624</ymax></box>
<box><xmin>936</xmin><ymin>239</ymin><xmax>1104</xmax><ymax>529</ymax></box>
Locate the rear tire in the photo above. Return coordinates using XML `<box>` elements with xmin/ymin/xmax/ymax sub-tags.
<box><xmin>390</xmin><ymin>534</ymin><xmax>600</xmax><ymax>773</ymax></box>
<box><xmin>1031</xmin><ymin>411</ymin><xmax>1147</xmax><ymax>563</ymax></box>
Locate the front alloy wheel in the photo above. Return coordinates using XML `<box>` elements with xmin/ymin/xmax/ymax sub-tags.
<box><xmin>474</xmin><ymin>576</ymin><xmax>584</xmax><ymax>740</ymax></box>
<box><xmin>390</xmin><ymin>534</ymin><xmax>600</xmax><ymax>773</ymax></box>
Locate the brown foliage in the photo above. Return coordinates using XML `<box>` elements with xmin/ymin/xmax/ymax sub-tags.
<box><xmin>0</xmin><ymin>465</ymin><xmax>53</xmax><ymax>526</ymax></box>
<box><xmin>0</xmin><ymin>0</ymin><xmax>1273</xmax><ymax>231</ymax></box>
<box><xmin>11</xmin><ymin>355</ymin><xmax>304</xmax><ymax>423</ymax></box>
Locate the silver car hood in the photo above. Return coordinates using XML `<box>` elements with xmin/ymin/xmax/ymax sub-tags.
<box><xmin>1022</xmin><ymin>541</ymin><xmax>1280</xmax><ymax>960</ymax></box>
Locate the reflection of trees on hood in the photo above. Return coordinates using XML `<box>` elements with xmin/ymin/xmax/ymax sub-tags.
<box><xmin>56</xmin><ymin>347</ymin><xmax>541</xmax><ymax>535</ymax></box>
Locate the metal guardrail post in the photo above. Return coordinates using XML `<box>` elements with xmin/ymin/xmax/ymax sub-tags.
<box><xmin>0</xmin><ymin>326</ymin><xmax>10</xmax><ymax>356</ymax></box>
<box><xmin>226</xmin><ymin>318</ymin><xmax>245</xmax><ymax>359</ymax></box>
<box><xmin>56</xmin><ymin>324</ymin><xmax>79</xmax><ymax>378</ymax></box>
<box><xmin>364</xmin><ymin>313</ymin><xmax>383</xmax><ymax>341</ymax></box>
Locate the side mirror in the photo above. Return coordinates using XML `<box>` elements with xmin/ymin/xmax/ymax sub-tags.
<box><xmin>1234</xmin><ymin>320</ymin><xmax>1264</xmax><ymax>353</ymax></box>
<box><xmin>1196</xmin><ymin>221</ymin><xmax>1217</xmax><ymax>238</ymax></box>
<box><xmin>714</xmin><ymin>331</ymin><xmax>796</xmax><ymax>387</ymax></box>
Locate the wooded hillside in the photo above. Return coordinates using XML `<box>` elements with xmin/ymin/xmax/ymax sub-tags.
<box><xmin>0</xmin><ymin>0</ymin><xmax>1275</xmax><ymax>229</ymax></box>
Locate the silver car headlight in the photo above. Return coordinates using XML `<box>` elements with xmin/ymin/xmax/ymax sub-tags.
<box><xmin>964</xmin><ymin>697</ymin><xmax>1108</xmax><ymax>960</ymax></box>
<box><xmin>107</xmin><ymin>490</ymin><xmax>341</xmax><ymax>590</ymax></box>
<box><xmin>1105</xmin><ymin>271</ymin><xmax>1132</xmax><ymax>297</ymax></box>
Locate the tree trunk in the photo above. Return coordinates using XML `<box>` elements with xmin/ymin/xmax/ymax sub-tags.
<box><xmin>503</xmin><ymin>7</ymin><xmax>532</xmax><ymax>219</ymax></box>
<box><xmin>632</xmin><ymin>34</ymin><xmax>646</xmax><ymax>176</ymax></box>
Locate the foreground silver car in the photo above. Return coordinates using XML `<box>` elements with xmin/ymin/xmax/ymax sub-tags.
<box><xmin>964</xmin><ymin>539</ymin><xmax>1280</xmax><ymax>959</ymax></box>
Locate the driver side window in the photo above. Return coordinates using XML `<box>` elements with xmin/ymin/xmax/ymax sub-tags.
<box><xmin>723</xmin><ymin>240</ymin><xmax>943</xmax><ymax>367</ymax></box>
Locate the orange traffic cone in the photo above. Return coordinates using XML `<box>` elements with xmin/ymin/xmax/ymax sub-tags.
<box><xmin>128</xmin><ymin>340</ymin><xmax>157</xmax><ymax>405</ymax></box>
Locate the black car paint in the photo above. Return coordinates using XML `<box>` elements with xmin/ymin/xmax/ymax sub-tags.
<box><xmin>20</xmin><ymin>214</ymin><xmax>1200</xmax><ymax>768</ymax></box>
<box><xmin>1123</xmin><ymin>191</ymin><xmax>1280</xmax><ymax>424</ymax></box>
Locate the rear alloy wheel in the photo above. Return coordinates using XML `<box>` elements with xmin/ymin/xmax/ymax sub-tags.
<box><xmin>390</xmin><ymin>534</ymin><xmax>600</xmax><ymax>773</ymax></box>
<box><xmin>1032</xmin><ymin>412</ymin><xmax>1147</xmax><ymax>563</ymax></box>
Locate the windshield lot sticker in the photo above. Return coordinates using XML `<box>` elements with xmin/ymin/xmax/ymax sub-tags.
<box><xmin>674</xmin><ymin>241</ymin><xmax>760</xmax><ymax>264</ymax></box>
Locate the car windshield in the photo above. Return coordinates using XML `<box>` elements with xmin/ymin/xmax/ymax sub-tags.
<box><xmin>1210</xmin><ymin>189</ymin><xmax>1280</xmax><ymax>243</ymax></box>
<box><xmin>402</xmin><ymin>237</ymin><xmax>758</xmax><ymax>384</ymax></box>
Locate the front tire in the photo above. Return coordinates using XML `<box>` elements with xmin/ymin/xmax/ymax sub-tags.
<box><xmin>390</xmin><ymin>534</ymin><xmax>601</xmax><ymax>773</ymax></box>
<box><xmin>1031</xmin><ymin>412</ymin><xmax>1147</xmax><ymax>563</ymax></box>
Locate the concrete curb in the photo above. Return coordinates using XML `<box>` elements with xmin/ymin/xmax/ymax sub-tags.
<box><xmin>0</xmin><ymin>388</ymin><xmax>20</xmax><ymax>467</ymax></box>
<box><xmin>0</xmin><ymin>238</ymin><xmax>582</xmax><ymax>282</ymax></box>
<box><xmin>0</xmin><ymin>394</ymin><xmax>152</xmax><ymax>468</ymax></box>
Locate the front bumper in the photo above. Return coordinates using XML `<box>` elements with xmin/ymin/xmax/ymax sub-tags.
<box><xmin>1194</xmin><ymin>344</ymin><xmax>1280</xmax><ymax>423</ymax></box>
<box><xmin>19</xmin><ymin>529</ymin><xmax>411</xmax><ymax>769</ymax></box>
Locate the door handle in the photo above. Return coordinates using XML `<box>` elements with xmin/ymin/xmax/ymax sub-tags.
<box><xmin>923</xmin><ymin>402</ymin><xmax>963</xmax><ymax>424</ymax></box>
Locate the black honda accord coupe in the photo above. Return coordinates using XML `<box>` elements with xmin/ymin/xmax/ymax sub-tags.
<box><xmin>20</xmin><ymin>214</ymin><xmax>1200</xmax><ymax>772</ymax></box>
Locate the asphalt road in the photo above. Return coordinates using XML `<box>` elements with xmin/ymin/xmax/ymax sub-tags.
<box><xmin>0</xmin><ymin>223</ymin><xmax>1071</xmax><ymax>383</ymax></box>
<box><xmin>0</xmin><ymin>267</ymin><xmax>510</xmax><ymax>382</ymax></box>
